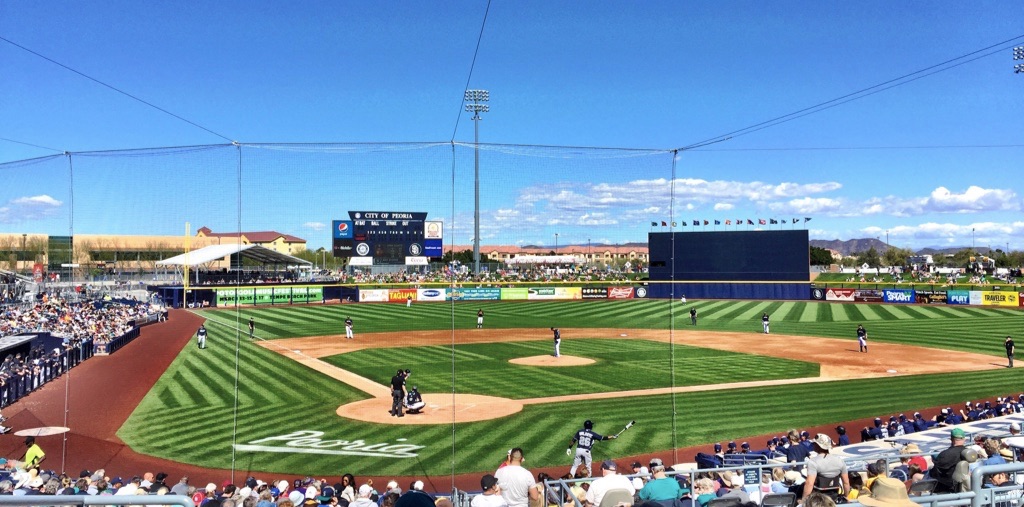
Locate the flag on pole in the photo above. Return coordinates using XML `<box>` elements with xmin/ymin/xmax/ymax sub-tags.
<box><xmin>692</xmin><ymin>220</ymin><xmax>699</xmax><ymax>226</ymax></box>
<box><xmin>661</xmin><ymin>221</ymin><xmax>667</xmax><ymax>226</ymax></box>
<box><xmin>792</xmin><ymin>217</ymin><xmax>799</xmax><ymax>223</ymax></box>
<box><xmin>747</xmin><ymin>219</ymin><xmax>754</xmax><ymax>225</ymax></box>
<box><xmin>781</xmin><ymin>219</ymin><xmax>787</xmax><ymax>224</ymax></box>
<box><xmin>770</xmin><ymin>218</ymin><xmax>778</xmax><ymax>224</ymax></box>
<box><xmin>725</xmin><ymin>219</ymin><xmax>732</xmax><ymax>225</ymax></box>
<box><xmin>714</xmin><ymin>220</ymin><xmax>721</xmax><ymax>225</ymax></box>
<box><xmin>651</xmin><ymin>221</ymin><xmax>657</xmax><ymax>227</ymax></box>
<box><xmin>671</xmin><ymin>221</ymin><xmax>677</xmax><ymax>227</ymax></box>
<box><xmin>758</xmin><ymin>219</ymin><xmax>766</xmax><ymax>225</ymax></box>
<box><xmin>804</xmin><ymin>217</ymin><xmax>812</xmax><ymax>223</ymax></box>
<box><xmin>702</xmin><ymin>220</ymin><xmax>708</xmax><ymax>225</ymax></box>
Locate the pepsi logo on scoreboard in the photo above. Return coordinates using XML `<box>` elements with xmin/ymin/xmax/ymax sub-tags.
<box><xmin>332</xmin><ymin>220</ymin><xmax>353</xmax><ymax>239</ymax></box>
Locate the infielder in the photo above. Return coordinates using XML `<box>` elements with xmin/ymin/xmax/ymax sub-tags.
<box><xmin>689</xmin><ymin>307</ymin><xmax>697</xmax><ymax>325</ymax></box>
<box><xmin>345</xmin><ymin>317</ymin><xmax>354</xmax><ymax>340</ymax></box>
<box><xmin>856</xmin><ymin>324</ymin><xmax>867</xmax><ymax>353</ymax></box>
<box><xmin>551</xmin><ymin>327</ymin><xmax>561</xmax><ymax>357</ymax></box>
<box><xmin>567</xmin><ymin>420</ymin><xmax>616</xmax><ymax>477</ymax></box>
<box><xmin>477</xmin><ymin>309</ymin><xmax>484</xmax><ymax>329</ymax></box>
<box><xmin>196</xmin><ymin>324</ymin><xmax>207</xmax><ymax>349</ymax></box>
<box><xmin>761</xmin><ymin>312</ymin><xmax>770</xmax><ymax>334</ymax></box>
<box><xmin>1006</xmin><ymin>335</ymin><xmax>1015</xmax><ymax>368</ymax></box>
<box><xmin>248</xmin><ymin>317</ymin><xmax>255</xmax><ymax>340</ymax></box>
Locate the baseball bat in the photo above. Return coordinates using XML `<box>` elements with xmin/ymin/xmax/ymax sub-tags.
<box><xmin>613</xmin><ymin>420</ymin><xmax>635</xmax><ymax>438</ymax></box>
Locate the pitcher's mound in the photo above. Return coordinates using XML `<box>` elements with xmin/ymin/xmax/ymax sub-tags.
<box><xmin>509</xmin><ymin>355</ymin><xmax>595</xmax><ymax>366</ymax></box>
<box><xmin>337</xmin><ymin>394</ymin><xmax>523</xmax><ymax>425</ymax></box>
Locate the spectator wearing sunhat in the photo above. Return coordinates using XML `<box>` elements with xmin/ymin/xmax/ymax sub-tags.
<box><xmin>858</xmin><ymin>477</ymin><xmax>918</xmax><ymax>507</ymax></box>
<box><xmin>802</xmin><ymin>433</ymin><xmax>849</xmax><ymax>501</ymax></box>
<box><xmin>349</xmin><ymin>484</ymin><xmax>376</xmax><ymax>507</ymax></box>
<box><xmin>638</xmin><ymin>458</ymin><xmax>681</xmax><ymax>502</ymax></box>
<box><xmin>930</xmin><ymin>427</ymin><xmax>967</xmax><ymax>493</ymax></box>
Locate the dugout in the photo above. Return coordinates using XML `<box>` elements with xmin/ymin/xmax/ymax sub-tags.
<box><xmin>647</xmin><ymin>230</ymin><xmax>810</xmax><ymax>300</ymax></box>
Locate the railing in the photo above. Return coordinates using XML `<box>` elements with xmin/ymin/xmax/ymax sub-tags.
<box><xmin>520</xmin><ymin>458</ymin><xmax>1024</xmax><ymax>507</ymax></box>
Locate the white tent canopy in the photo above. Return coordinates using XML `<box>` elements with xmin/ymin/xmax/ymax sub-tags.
<box><xmin>504</xmin><ymin>255</ymin><xmax>579</xmax><ymax>265</ymax></box>
<box><xmin>155</xmin><ymin>244</ymin><xmax>312</xmax><ymax>268</ymax></box>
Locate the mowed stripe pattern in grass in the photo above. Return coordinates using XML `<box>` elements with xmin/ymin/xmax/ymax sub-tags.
<box><xmin>117</xmin><ymin>300</ymin><xmax>1022</xmax><ymax>477</ymax></box>
<box><xmin>324</xmin><ymin>339</ymin><xmax>819</xmax><ymax>398</ymax></box>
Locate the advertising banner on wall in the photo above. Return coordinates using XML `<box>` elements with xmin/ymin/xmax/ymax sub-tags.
<box><xmin>853</xmin><ymin>290</ymin><xmax>884</xmax><ymax>303</ymax></box>
<box><xmin>450</xmin><ymin>288</ymin><xmax>501</xmax><ymax>301</ymax></box>
<box><xmin>915</xmin><ymin>291</ymin><xmax>947</xmax><ymax>304</ymax></box>
<box><xmin>981</xmin><ymin>291</ymin><xmax>1019</xmax><ymax>307</ymax></box>
<box><xmin>417</xmin><ymin>288</ymin><xmax>447</xmax><ymax>302</ymax></box>
<box><xmin>635</xmin><ymin>286</ymin><xmax>649</xmax><ymax>298</ymax></box>
<box><xmin>501</xmin><ymin>288</ymin><xmax>529</xmax><ymax>300</ymax></box>
<box><xmin>359</xmin><ymin>289</ymin><xmax>389</xmax><ymax>302</ymax></box>
<box><xmin>825</xmin><ymin>288</ymin><xmax>855</xmax><ymax>301</ymax></box>
<box><xmin>308</xmin><ymin>286</ymin><xmax>323</xmax><ymax>302</ymax></box>
<box><xmin>527</xmin><ymin>287</ymin><xmax>557</xmax><ymax>300</ymax></box>
<box><xmin>255</xmin><ymin>288</ymin><xmax>274</xmax><ymax>305</ymax></box>
<box><xmin>291</xmin><ymin>287</ymin><xmax>309</xmax><ymax>303</ymax></box>
<box><xmin>882</xmin><ymin>289</ymin><xmax>915</xmax><ymax>304</ymax></box>
<box><xmin>607</xmin><ymin>287</ymin><xmax>635</xmax><ymax>299</ymax></box>
<box><xmin>1020</xmin><ymin>293</ymin><xmax>1024</xmax><ymax>307</ymax></box>
<box><xmin>970</xmin><ymin>291</ymin><xmax>984</xmax><ymax>306</ymax></box>
<box><xmin>810</xmin><ymin>288</ymin><xmax>826</xmax><ymax>300</ymax></box>
<box><xmin>947</xmin><ymin>290</ymin><xmax>970</xmax><ymax>305</ymax></box>
<box><xmin>273</xmin><ymin>289</ymin><xmax>290</xmax><ymax>304</ymax></box>
<box><xmin>389</xmin><ymin>289</ymin><xmax>417</xmax><ymax>302</ymax></box>
<box><xmin>582</xmin><ymin>287</ymin><xmax>608</xmax><ymax>299</ymax></box>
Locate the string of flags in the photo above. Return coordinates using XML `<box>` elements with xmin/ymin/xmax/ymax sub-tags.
<box><xmin>650</xmin><ymin>217</ymin><xmax>812</xmax><ymax>227</ymax></box>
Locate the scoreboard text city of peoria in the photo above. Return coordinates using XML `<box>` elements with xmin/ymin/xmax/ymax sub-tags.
<box><xmin>333</xmin><ymin>211</ymin><xmax>443</xmax><ymax>266</ymax></box>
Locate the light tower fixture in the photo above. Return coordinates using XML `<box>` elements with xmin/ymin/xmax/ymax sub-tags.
<box><xmin>465</xmin><ymin>89</ymin><xmax>490</xmax><ymax>276</ymax></box>
<box><xmin>1014</xmin><ymin>46</ymin><xmax>1024</xmax><ymax>74</ymax></box>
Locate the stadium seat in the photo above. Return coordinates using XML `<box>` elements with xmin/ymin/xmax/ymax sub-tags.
<box><xmin>598</xmin><ymin>489</ymin><xmax>635</xmax><ymax>507</ymax></box>
<box><xmin>908</xmin><ymin>479</ymin><xmax>937</xmax><ymax>496</ymax></box>
<box><xmin>707</xmin><ymin>498</ymin><xmax>743</xmax><ymax>507</ymax></box>
<box><xmin>760</xmin><ymin>493</ymin><xmax>797</xmax><ymax>507</ymax></box>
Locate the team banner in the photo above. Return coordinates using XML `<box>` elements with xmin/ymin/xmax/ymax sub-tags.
<box><xmin>500</xmin><ymin>288</ymin><xmax>529</xmax><ymax>300</ymax></box>
<box><xmin>824</xmin><ymin>288</ymin><xmax>854</xmax><ymax>301</ymax></box>
<box><xmin>882</xmin><ymin>289</ymin><xmax>915</xmax><ymax>304</ymax></box>
<box><xmin>417</xmin><ymin>288</ymin><xmax>447</xmax><ymax>302</ymax></box>
<box><xmin>915</xmin><ymin>291</ymin><xmax>947</xmax><ymax>304</ymax></box>
<box><xmin>582</xmin><ymin>287</ymin><xmax>608</xmax><ymax>299</ymax></box>
<box><xmin>810</xmin><ymin>288</ymin><xmax>826</xmax><ymax>300</ymax></box>
<box><xmin>946</xmin><ymin>290</ymin><xmax>970</xmax><ymax>305</ymax></box>
<box><xmin>450</xmin><ymin>288</ymin><xmax>501</xmax><ymax>301</ymax></box>
<box><xmin>981</xmin><ymin>291</ymin><xmax>1019</xmax><ymax>307</ymax></box>
<box><xmin>359</xmin><ymin>289</ymin><xmax>389</xmax><ymax>302</ymax></box>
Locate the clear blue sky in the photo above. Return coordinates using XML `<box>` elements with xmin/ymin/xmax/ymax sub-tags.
<box><xmin>1</xmin><ymin>1</ymin><xmax>1022</xmax><ymax>252</ymax></box>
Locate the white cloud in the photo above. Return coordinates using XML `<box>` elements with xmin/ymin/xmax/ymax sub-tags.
<box><xmin>713</xmin><ymin>203</ymin><xmax>734</xmax><ymax>211</ymax></box>
<box><xmin>859</xmin><ymin>221</ymin><xmax>1024</xmax><ymax>241</ymax></box>
<box><xmin>769</xmin><ymin>186</ymin><xmax>1019</xmax><ymax>218</ymax></box>
<box><xmin>302</xmin><ymin>221</ymin><xmax>325</xmax><ymax>231</ymax></box>
<box><xmin>0</xmin><ymin>194</ymin><xmax>63</xmax><ymax>223</ymax></box>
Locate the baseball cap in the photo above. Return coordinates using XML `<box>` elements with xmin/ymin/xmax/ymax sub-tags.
<box><xmin>289</xmin><ymin>490</ymin><xmax>306</xmax><ymax>505</ymax></box>
<box><xmin>740</xmin><ymin>442</ymin><xmax>750</xmax><ymax>449</ymax></box>
<box><xmin>727</xmin><ymin>441</ymin><xmax>736</xmax><ymax>448</ymax></box>
<box><xmin>631</xmin><ymin>461</ymin><xmax>642</xmax><ymax>468</ymax></box>
<box><xmin>601</xmin><ymin>459</ymin><xmax>617</xmax><ymax>471</ymax></box>
<box><xmin>358</xmin><ymin>484</ymin><xmax>373</xmax><ymax>497</ymax></box>
<box><xmin>1011</xmin><ymin>423</ymin><xmax>1021</xmax><ymax>432</ymax></box>
<box><xmin>480</xmin><ymin>474</ymin><xmax>498</xmax><ymax>490</ymax></box>
<box><xmin>713</xmin><ymin>443</ymin><xmax>722</xmax><ymax>452</ymax></box>
<box><xmin>951</xmin><ymin>428</ymin><xmax>966</xmax><ymax>439</ymax></box>
<box><xmin>649</xmin><ymin>458</ymin><xmax>664</xmax><ymax>468</ymax></box>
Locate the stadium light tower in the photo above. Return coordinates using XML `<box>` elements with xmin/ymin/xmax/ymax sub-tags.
<box><xmin>465</xmin><ymin>89</ymin><xmax>489</xmax><ymax>275</ymax></box>
<box><xmin>1015</xmin><ymin>46</ymin><xmax>1024</xmax><ymax>74</ymax></box>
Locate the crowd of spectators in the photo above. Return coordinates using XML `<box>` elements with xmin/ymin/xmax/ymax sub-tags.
<box><xmin>338</xmin><ymin>266</ymin><xmax>644</xmax><ymax>286</ymax></box>
<box><xmin>0</xmin><ymin>294</ymin><xmax>160</xmax><ymax>343</ymax></box>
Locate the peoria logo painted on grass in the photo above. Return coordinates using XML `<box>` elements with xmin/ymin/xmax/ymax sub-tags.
<box><xmin>235</xmin><ymin>431</ymin><xmax>425</xmax><ymax>458</ymax></box>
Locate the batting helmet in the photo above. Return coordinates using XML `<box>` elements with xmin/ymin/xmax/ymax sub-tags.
<box><xmin>584</xmin><ymin>420</ymin><xmax>593</xmax><ymax>429</ymax></box>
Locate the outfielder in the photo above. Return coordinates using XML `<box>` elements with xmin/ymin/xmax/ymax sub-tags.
<box><xmin>551</xmin><ymin>327</ymin><xmax>561</xmax><ymax>357</ymax></box>
<box><xmin>856</xmin><ymin>324</ymin><xmax>867</xmax><ymax>353</ymax></box>
<box><xmin>567</xmin><ymin>420</ymin><xmax>616</xmax><ymax>477</ymax></box>
<box><xmin>196</xmin><ymin>324</ymin><xmax>207</xmax><ymax>349</ymax></box>
<box><xmin>477</xmin><ymin>309</ymin><xmax>484</xmax><ymax>329</ymax></box>
<box><xmin>345</xmin><ymin>317</ymin><xmax>354</xmax><ymax>340</ymax></box>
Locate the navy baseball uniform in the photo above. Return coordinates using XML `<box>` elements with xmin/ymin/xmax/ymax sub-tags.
<box><xmin>568</xmin><ymin>421</ymin><xmax>614</xmax><ymax>477</ymax></box>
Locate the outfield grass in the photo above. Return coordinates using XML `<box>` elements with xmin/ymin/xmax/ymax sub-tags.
<box><xmin>323</xmin><ymin>339</ymin><xmax>819</xmax><ymax>398</ymax></box>
<box><xmin>118</xmin><ymin>299</ymin><xmax>1023</xmax><ymax>477</ymax></box>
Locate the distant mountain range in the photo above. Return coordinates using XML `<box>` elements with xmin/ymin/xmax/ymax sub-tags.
<box><xmin>809</xmin><ymin>239</ymin><xmax>991</xmax><ymax>257</ymax></box>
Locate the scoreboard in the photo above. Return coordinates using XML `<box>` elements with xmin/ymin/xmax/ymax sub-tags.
<box><xmin>333</xmin><ymin>211</ymin><xmax>443</xmax><ymax>266</ymax></box>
